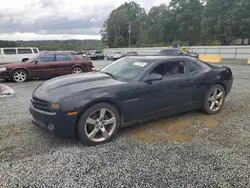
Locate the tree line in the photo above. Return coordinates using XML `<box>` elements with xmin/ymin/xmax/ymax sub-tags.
<box><xmin>101</xmin><ymin>0</ymin><xmax>250</xmax><ymax>48</ymax></box>
<box><xmin>0</xmin><ymin>40</ymin><xmax>105</xmax><ymax>51</ymax></box>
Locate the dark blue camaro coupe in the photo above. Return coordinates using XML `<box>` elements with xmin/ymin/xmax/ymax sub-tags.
<box><xmin>30</xmin><ymin>56</ymin><xmax>233</xmax><ymax>145</ymax></box>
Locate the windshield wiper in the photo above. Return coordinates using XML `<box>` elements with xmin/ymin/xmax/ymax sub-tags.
<box><xmin>100</xmin><ymin>71</ymin><xmax>117</xmax><ymax>80</ymax></box>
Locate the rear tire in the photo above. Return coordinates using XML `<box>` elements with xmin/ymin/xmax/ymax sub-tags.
<box><xmin>201</xmin><ymin>84</ymin><xmax>225</xmax><ymax>115</ymax></box>
<box><xmin>77</xmin><ymin>103</ymin><xmax>120</xmax><ymax>145</ymax></box>
<box><xmin>72</xmin><ymin>67</ymin><xmax>83</xmax><ymax>74</ymax></box>
<box><xmin>12</xmin><ymin>69</ymin><xmax>28</xmax><ymax>83</ymax></box>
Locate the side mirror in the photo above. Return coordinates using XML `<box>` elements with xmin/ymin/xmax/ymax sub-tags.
<box><xmin>144</xmin><ymin>73</ymin><xmax>163</xmax><ymax>82</ymax></box>
<box><xmin>34</xmin><ymin>60</ymin><xmax>39</xmax><ymax>64</ymax></box>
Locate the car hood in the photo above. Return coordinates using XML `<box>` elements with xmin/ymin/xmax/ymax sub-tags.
<box><xmin>37</xmin><ymin>72</ymin><xmax>126</xmax><ymax>94</ymax></box>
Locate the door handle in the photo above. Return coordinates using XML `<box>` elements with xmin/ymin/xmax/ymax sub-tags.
<box><xmin>186</xmin><ymin>79</ymin><xmax>193</xmax><ymax>83</ymax></box>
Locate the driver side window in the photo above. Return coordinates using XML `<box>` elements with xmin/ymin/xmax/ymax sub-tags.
<box><xmin>37</xmin><ymin>54</ymin><xmax>55</xmax><ymax>63</ymax></box>
<box><xmin>151</xmin><ymin>62</ymin><xmax>186</xmax><ymax>78</ymax></box>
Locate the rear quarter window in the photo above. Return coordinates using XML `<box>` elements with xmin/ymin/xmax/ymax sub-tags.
<box><xmin>33</xmin><ymin>48</ymin><xmax>38</xmax><ymax>53</ymax></box>
<box><xmin>73</xmin><ymin>55</ymin><xmax>81</xmax><ymax>60</ymax></box>
<box><xmin>3</xmin><ymin>49</ymin><xmax>17</xmax><ymax>55</ymax></box>
<box><xmin>187</xmin><ymin>62</ymin><xmax>201</xmax><ymax>72</ymax></box>
<box><xmin>56</xmin><ymin>54</ymin><xmax>72</xmax><ymax>61</ymax></box>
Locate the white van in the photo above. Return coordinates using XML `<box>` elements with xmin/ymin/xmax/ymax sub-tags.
<box><xmin>0</xmin><ymin>47</ymin><xmax>40</xmax><ymax>64</ymax></box>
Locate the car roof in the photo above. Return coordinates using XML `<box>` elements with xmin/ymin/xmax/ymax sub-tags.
<box><xmin>160</xmin><ymin>48</ymin><xmax>180</xmax><ymax>51</ymax></box>
<box><xmin>1</xmin><ymin>47</ymin><xmax>38</xmax><ymax>49</ymax></box>
<box><xmin>125</xmin><ymin>55</ymin><xmax>195</xmax><ymax>61</ymax></box>
<box><xmin>42</xmin><ymin>51</ymin><xmax>73</xmax><ymax>55</ymax></box>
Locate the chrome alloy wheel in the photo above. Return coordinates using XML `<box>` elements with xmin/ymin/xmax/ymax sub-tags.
<box><xmin>73</xmin><ymin>67</ymin><xmax>83</xmax><ymax>74</ymax></box>
<box><xmin>84</xmin><ymin>108</ymin><xmax>117</xmax><ymax>142</ymax></box>
<box><xmin>13</xmin><ymin>71</ymin><xmax>26</xmax><ymax>82</ymax></box>
<box><xmin>208</xmin><ymin>87</ymin><xmax>224</xmax><ymax>112</ymax></box>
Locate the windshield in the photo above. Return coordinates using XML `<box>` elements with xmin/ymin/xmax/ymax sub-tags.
<box><xmin>29</xmin><ymin>54</ymin><xmax>41</xmax><ymax>62</ymax></box>
<box><xmin>180</xmin><ymin>50</ymin><xmax>187</xmax><ymax>54</ymax></box>
<box><xmin>100</xmin><ymin>58</ymin><xmax>151</xmax><ymax>82</ymax></box>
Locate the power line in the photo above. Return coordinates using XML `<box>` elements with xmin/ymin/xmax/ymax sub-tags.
<box><xmin>128</xmin><ymin>22</ymin><xmax>131</xmax><ymax>48</ymax></box>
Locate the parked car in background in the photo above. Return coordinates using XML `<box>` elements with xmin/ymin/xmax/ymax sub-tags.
<box><xmin>107</xmin><ymin>53</ymin><xmax>115</xmax><ymax>60</ymax></box>
<box><xmin>112</xmin><ymin>52</ymin><xmax>125</xmax><ymax>61</ymax></box>
<box><xmin>81</xmin><ymin>52</ymin><xmax>89</xmax><ymax>59</ymax></box>
<box><xmin>159</xmin><ymin>48</ymin><xmax>199</xmax><ymax>58</ymax></box>
<box><xmin>0</xmin><ymin>52</ymin><xmax>94</xmax><ymax>83</ymax></box>
<box><xmin>29</xmin><ymin>56</ymin><xmax>233</xmax><ymax>145</ymax></box>
<box><xmin>107</xmin><ymin>52</ymin><xmax>126</xmax><ymax>60</ymax></box>
<box><xmin>73</xmin><ymin>51</ymin><xmax>84</xmax><ymax>55</ymax></box>
<box><xmin>0</xmin><ymin>47</ymin><xmax>39</xmax><ymax>64</ymax></box>
<box><xmin>89</xmin><ymin>50</ymin><xmax>104</xmax><ymax>60</ymax></box>
<box><xmin>126</xmin><ymin>51</ymin><xmax>138</xmax><ymax>56</ymax></box>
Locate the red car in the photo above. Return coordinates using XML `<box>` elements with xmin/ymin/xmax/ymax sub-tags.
<box><xmin>0</xmin><ymin>52</ymin><xmax>94</xmax><ymax>83</ymax></box>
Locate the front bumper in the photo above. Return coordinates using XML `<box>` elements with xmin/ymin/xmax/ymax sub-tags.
<box><xmin>0</xmin><ymin>71</ymin><xmax>10</xmax><ymax>79</ymax></box>
<box><xmin>29</xmin><ymin>104</ymin><xmax>78</xmax><ymax>139</ymax></box>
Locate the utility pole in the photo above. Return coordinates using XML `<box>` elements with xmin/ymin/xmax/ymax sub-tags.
<box><xmin>128</xmin><ymin>22</ymin><xmax>131</xmax><ymax>48</ymax></box>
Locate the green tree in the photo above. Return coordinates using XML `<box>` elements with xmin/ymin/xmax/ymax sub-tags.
<box><xmin>101</xmin><ymin>1</ymin><xmax>147</xmax><ymax>48</ymax></box>
<box><xmin>13</xmin><ymin>40</ymin><xmax>105</xmax><ymax>51</ymax></box>
<box><xmin>0</xmin><ymin>41</ymin><xmax>17</xmax><ymax>48</ymax></box>
<box><xmin>232</xmin><ymin>0</ymin><xmax>250</xmax><ymax>43</ymax></box>
<box><xmin>169</xmin><ymin>0</ymin><xmax>204</xmax><ymax>46</ymax></box>
<box><xmin>200</xmin><ymin>0</ymin><xmax>249</xmax><ymax>45</ymax></box>
<box><xmin>146</xmin><ymin>4</ymin><xmax>174</xmax><ymax>45</ymax></box>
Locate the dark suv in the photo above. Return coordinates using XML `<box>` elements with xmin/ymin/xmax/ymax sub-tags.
<box><xmin>89</xmin><ymin>50</ymin><xmax>104</xmax><ymax>60</ymax></box>
<box><xmin>159</xmin><ymin>49</ymin><xmax>199</xmax><ymax>58</ymax></box>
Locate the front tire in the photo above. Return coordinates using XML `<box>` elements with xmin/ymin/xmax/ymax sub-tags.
<box><xmin>12</xmin><ymin>69</ymin><xmax>28</xmax><ymax>83</ymax></box>
<box><xmin>201</xmin><ymin>84</ymin><xmax>225</xmax><ymax>114</ymax></box>
<box><xmin>77</xmin><ymin>103</ymin><xmax>120</xmax><ymax>145</ymax></box>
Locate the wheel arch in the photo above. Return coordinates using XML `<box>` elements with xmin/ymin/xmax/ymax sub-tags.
<box><xmin>74</xmin><ymin>99</ymin><xmax>123</xmax><ymax>137</ymax></box>
<box><xmin>11</xmin><ymin>68</ymin><xmax>30</xmax><ymax>78</ymax></box>
<box><xmin>22</xmin><ymin>58</ymin><xmax>29</xmax><ymax>62</ymax></box>
<box><xmin>214</xmin><ymin>82</ymin><xmax>227</xmax><ymax>94</ymax></box>
<box><xmin>71</xmin><ymin>65</ymin><xmax>84</xmax><ymax>72</ymax></box>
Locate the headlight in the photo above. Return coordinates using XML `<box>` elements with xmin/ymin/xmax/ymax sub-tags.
<box><xmin>50</xmin><ymin>102</ymin><xmax>60</xmax><ymax>110</ymax></box>
<box><xmin>0</xmin><ymin>67</ymin><xmax>7</xmax><ymax>72</ymax></box>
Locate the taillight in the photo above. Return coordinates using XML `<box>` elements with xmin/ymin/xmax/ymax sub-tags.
<box><xmin>92</xmin><ymin>68</ymin><xmax>98</xmax><ymax>72</ymax></box>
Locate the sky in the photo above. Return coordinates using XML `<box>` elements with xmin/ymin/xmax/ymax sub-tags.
<box><xmin>0</xmin><ymin>0</ymin><xmax>170</xmax><ymax>41</ymax></box>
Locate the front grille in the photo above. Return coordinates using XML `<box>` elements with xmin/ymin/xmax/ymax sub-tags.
<box><xmin>31</xmin><ymin>97</ymin><xmax>54</xmax><ymax>112</ymax></box>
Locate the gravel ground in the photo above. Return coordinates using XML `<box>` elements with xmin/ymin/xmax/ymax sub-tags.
<box><xmin>1</xmin><ymin>63</ymin><xmax>250</xmax><ymax>187</ymax></box>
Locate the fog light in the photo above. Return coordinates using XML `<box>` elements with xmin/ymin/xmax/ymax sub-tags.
<box><xmin>48</xmin><ymin>123</ymin><xmax>55</xmax><ymax>131</ymax></box>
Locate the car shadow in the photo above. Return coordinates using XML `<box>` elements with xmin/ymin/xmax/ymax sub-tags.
<box><xmin>116</xmin><ymin>110</ymin><xmax>212</xmax><ymax>144</ymax></box>
<box><xmin>117</xmin><ymin>111</ymin><xmax>195</xmax><ymax>136</ymax></box>
<box><xmin>34</xmin><ymin>110</ymin><xmax>202</xmax><ymax>147</ymax></box>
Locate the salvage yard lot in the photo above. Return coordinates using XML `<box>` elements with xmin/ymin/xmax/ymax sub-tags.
<box><xmin>1</xmin><ymin>62</ymin><xmax>250</xmax><ymax>187</ymax></box>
